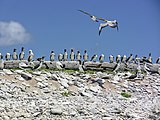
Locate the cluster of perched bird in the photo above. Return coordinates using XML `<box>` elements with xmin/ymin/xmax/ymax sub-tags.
<box><xmin>78</xmin><ymin>10</ymin><xmax>119</xmax><ymax>35</ymax></box>
<box><xmin>0</xmin><ymin>47</ymin><xmax>160</xmax><ymax>64</ymax></box>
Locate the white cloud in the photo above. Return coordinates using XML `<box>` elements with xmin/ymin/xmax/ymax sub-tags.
<box><xmin>0</xmin><ymin>21</ymin><xmax>31</xmax><ymax>46</ymax></box>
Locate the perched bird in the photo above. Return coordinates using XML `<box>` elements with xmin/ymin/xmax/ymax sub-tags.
<box><xmin>78</xmin><ymin>10</ymin><xmax>99</xmax><ymax>22</ymax></box>
<box><xmin>133</xmin><ymin>55</ymin><xmax>138</xmax><ymax>63</ymax></box>
<box><xmin>116</xmin><ymin>55</ymin><xmax>121</xmax><ymax>63</ymax></box>
<box><xmin>148</xmin><ymin>53</ymin><xmax>152</xmax><ymax>63</ymax></box>
<box><xmin>121</xmin><ymin>55</ymin><xmax>127</xmax><ymax>63</ymax></box>
<box><xmin>19</xmin><ymin>47</ymin><xmax>25</xmax><ymax>60</ymax></box>
<box><xmin>98</xmin><ymin>18</ymin><xmax>118</xmax><ymax>35</ymax></box>
<box><xmin>70</xmin><ymin>49</ymin><xmax>75</xmax><ymax>61</ymax></box>
<box><xmin>0</xmin><ymin>55</ymin><xmax>4</xmax><ymax>70</ymax></box>
<box><xmin>50</xmin><ymin>51</ymin><xmax>55</xmax><ymax>62</ymax></box>
<box><xmin>34</xmin><ymin>56</ymin><xmax>45</xmax><ymax>70</ymax></box>
<box><xmin>156</xmin><ymin>57</ymin><xmax>160</xmax><ymax>64</ymax></box>
<box><xmin>113</xmin><ymin>60</ymin><xmax>121</xmax><ymax>73</ymax></box>
<box><xmin>90</xmin><ymin>54</ymin><xmax>97</xmax><ymax>62</ymax></box>
<box><xmin>56</xmin><ymin>61</ymin><xmax>65</xmax><ymax>70</ymax></box>
<box><xmin>99</xmin><ymin>54</ymin><xmax>105</xmax><ymax>63</ymax></box>
<box><xmin>83</xmin><ymin>50</ymin><xmax>89</xmax><ymax>62</ymax></box>
<box><xmin>12</xmin><ymin>48</ymin><xmax>18</xmax><ymax>60</ymax></box>
<box><xmin>37</xmin><ymin>56</ymin><xmax>45</xmax><ymax>61</ymax></box>
<box><xmin>78</xmin><ymin>60</ymin><xmax>85</xmax><ymax>72</ymax></box>
<box><xmin>143</xmin><ymin>62</ymin><xmax>151</xmax><ymax>75</ymax></box>
<box><xmin>91</xmin><ymin>78</ymin><xmax>105</xmax><ymax>88</ymax></box>
<box><xmin>142</xmin><ymin>56</ymin><xmax>152</xmax><ymax>64</ymax></box>
<box><xmin>28</xmin><ymin>50</ymin><xmax>34</xmax><ymax>62</ymax></box>
<box><xmin>126</xmin><ymin>54</ymin><xmax>133</xmax><ymax>63</ymax></box>
<box><xmin>58</xmin><ymin>54</ymin><xmax>63</xmax><ymax>61</ymax></box>
<box><xmin>5</xmin><ymin>53</ymin><xmax>11</xmax><ymax>61</ymax></box>
<box><xmin>0</xmin><ymin>53</ymin><xmax>2</xmax><ymax>60</ymax></box>
<box><xmin>63</xmin><ymin>49</ymin><xmax>68</xmax><ymax>61</ymax></box>
<box><xmin>76</xmin><ymin>51</ymin><xmax>81</xmax><ymax>61</ymax></box>
<box><xmin>109</xmin><ymin>54</ymin><xmax>114</xmax><ymax>63</ymax></box>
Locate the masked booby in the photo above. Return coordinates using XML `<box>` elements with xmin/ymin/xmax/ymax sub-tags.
<box><xmin>12</xmin><ymin>48</ymin><xmax>18</xmax><ymax>60</ymax></box>
<box><xmin>98</xmin><ymin>18</ymin><xmax>118</xmax><ymax>35</ymax></box>
<box><xmin>19</xmin><ymin>47</ymin><xmax>25</xmax><ymax>60</ymax></box>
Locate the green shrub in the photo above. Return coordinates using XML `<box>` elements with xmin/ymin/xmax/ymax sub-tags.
<box><xmin>61</xmin><ymin>91</ymin><xmax>72</xmax><ymax>97</ymax></box>
<box><xmin>121</xmin><ymin>92</ymin><xmax>131</xmax><ymax>98</ymax></box>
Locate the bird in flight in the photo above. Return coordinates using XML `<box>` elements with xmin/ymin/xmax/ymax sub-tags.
<box><xmin>98</xmin><ymin>18</ymin><xmax>119</xmax><ymax>35</ymax></box>
<box><xmin>78</xmin><ymin>10</ymin><xmax>99</xmax><ymax>22</ymax></box>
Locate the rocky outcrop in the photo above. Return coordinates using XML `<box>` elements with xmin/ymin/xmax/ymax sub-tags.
<box><xmin>0</xmin><ymin>68</ymin><xmax>160</xmax><ymax>119</ymax></box>
<box><xmin>3</xmin><ymin>60</ymin><xmax>160</xmax><ymax>74</ymax></box>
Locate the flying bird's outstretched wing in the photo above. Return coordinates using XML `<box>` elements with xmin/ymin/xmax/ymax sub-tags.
<box><xmin>78</xmin><ymin>10</ymin><xmax>92</xmax><ymax>17</ymax></box>
<box><xmin>78</xmin><ymin>10</ymin><xmax>99</xmax><ymax>22</ymax></box>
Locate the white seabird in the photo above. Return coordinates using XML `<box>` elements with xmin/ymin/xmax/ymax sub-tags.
<box><xmin>12</xmin><ymin>48</ymin><xmax>18</xmax><ymax>60</ymax></box>
<box><xmin>90</xmin><ymin>54</ymin><xmax>97</xmax><ymax>62</ymax></box>
<box><xmin>34</xmin><ymin>56</ymin><xmax>45</xmax><ymax>70</ymax></box>
<box><xmin>126</xmin><ymin>54</ymin><xmax>133</xmax><ymax>64</ymax></box>
<box><xmin>50</xmin><ymin>51</ymin><xmax>55</xmax><ymax>62</ymax></box>
<box><xmin>28</xmin><ymin>50</ymin><xmax>34</xmax><ymax>62</ymax></box>
<box><xmin>98</xmin><ymin>18</ymin><xmax>118</xmax><ymax>35</ymax></box>
<box><xmin>121</xmin><ymin>55</ymin><xmax>127</xmax><ymax>63</ymax></box>
<box><xmin>109</xmin><ymin>54</ymin><xmax>114</xmax><ymax>63</ymax></box>
<box><xmin>78</xmin><ymin>60</ymin><xmax>84</xmax><ymax>72</ymax></box>
<box><xmin>76</xmin><ymin>51</ymin><xmax>81</xmax><ymax>61</ymax></box>
<box><xmin>99</xmin><ymin>54</ymin><xmax>105</xmax><ymax>63</ymax></box>
<box><xmin>58</xmin><ymin>53</ymin><xmax>63</xmax><ymax>61</ymax></box>
<box><xmin>0</xmin><ymin>55</ymin><xmax>4</xmax><ymax>70</ymax></box>
<box><xmin>0</xmin><ymin>53</ymin><xmax>2</xmax><ymax>60</ymax></box>
<box><xmin>83</xmin><ymin>50</ymin><xmax>89</xmax><ymax>62</ymax></box>
<box><xmin>63</xmin><ymin>49</ymin><xmax>68</xmax><ymax>61</ymax></box>
<box><xmin>78</xmin><ymin>10</ymin><xmax>99</xmax><ymax>22</ymax></box>
<box><xmin>5</xmin><ymin>53</ymin><xmax>11</xmax><ymax>61</ymax></box>
<box><xmin>19</xmin><ymin>47</ymin><xmax>25</xmax><ymax>60</ymax></box>
<box><xmin>56</xmin><ymin>61</ymin><xmax>65</xmax><ymax>70</ymax></box>
<box><xmin>116</xmin><ymin>55</ymin><xmax>121</xmax><ymax>63</ymax></box>
<box><xmin>113</xmin><ymin>61</ymin><xmax>121</xmax><ymax>73</ymax></box>
<box><xmin>70</xmin><ymin>49</ymin><xmax>75</xmax><ymax>61</ymax></box>
<box><xmin>148</xmin><ymin>53</ymin><xmax>152</xmax><ymax>63</ymax></box>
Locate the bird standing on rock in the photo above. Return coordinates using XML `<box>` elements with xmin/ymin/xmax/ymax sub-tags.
<box><xmin>76</xmin><ymin>51</ymin><xmax>81</xmax><ymax>61</ymax></box>
<box><xmin>50</xmin><ymin>51</ymin><xmax>55</xmax><ymax>62</ymax></box>
<box><xmin>58</xmin><ymin>54</ymin><xmax>63</xmax><ymax>61</ymax></box>
<box><xmin>19</xmin><ymin>47</ymin><xmax>25</xmax><ymax>60</ymax></box>
<box><xmin>126</xmin><ymin>54</ymin><xmax>133</xmax><ymax>64</ymax></box>
<box><xmin>70</xmin><ymin>49</ymin><xmax>75</xmax><ymax>61</ymax></box>
<box><xmin>28</xmin><ymin>50</ymin><xmax>34</xmax><ymax>62</ymax></box>
<box><xmin>0</xmin><ymin>55</ymin><xmax>4</xmax><ymax>70</ymax></box>
<box><xmin>121</xmin><ymin>55</ymin><xmax>127</xmax><ymax>63</ymax></box>
<box><xmin>83</xmin><ymin>50</ymin><xmax>89</xmax><ymax>62</ymax></box>
<box><xmin>99</xmin><ymin>54</ymin><xmax>105</xmax><ymax>63</ymax></box>
<box><xmin>5</xmin><ymin>53</ymin><xmax>11</xmax><ymax>61</ymax></box>
<box><xmin>63</xmin><ymin>49</ymin><xmax>68</xmax><ymax>61</ymax></box>
<box><xmin>116</xmin><ymin>55</ymin><xmax>121</xmax><ymax>63</ymax></box>
<box><xmin>12</xmin><ymin>48</ymin><xmax>18</xmax><ymax>60</ymax></box>
<box><xmin>90</xmin><ymin>54</ymin><xmax>97</xmax><ymax>62</ymax></box>
<box><xmin>34</xmin><ymin>56</ymin><xmax>45</xmax><ymax>70</ymax></box>
<box><xmin>148</xmin><ymin>53</ymin><xmax>152</xmax><ymax>63</ymax></box>
<box><xmin>109</xmin><ymin>55</ymin><xmax>114</xmax><ymax>63</ymax></box>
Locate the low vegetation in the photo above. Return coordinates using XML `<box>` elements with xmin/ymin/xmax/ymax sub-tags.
<box><xmin>61</xmin><ymin>91</ymin><xmax>72</xmax><ymax>97</ymax></box>
<box><xmin>121</xmin><ymin>92</ymin><xmax>131</xmax><ymax>98</ymax></box>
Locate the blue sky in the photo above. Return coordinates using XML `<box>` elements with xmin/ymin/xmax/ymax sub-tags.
<box><xmin>0</xmin><ymin>0</ymin><xmax>160</xmax><ymax>62</ymax></box>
